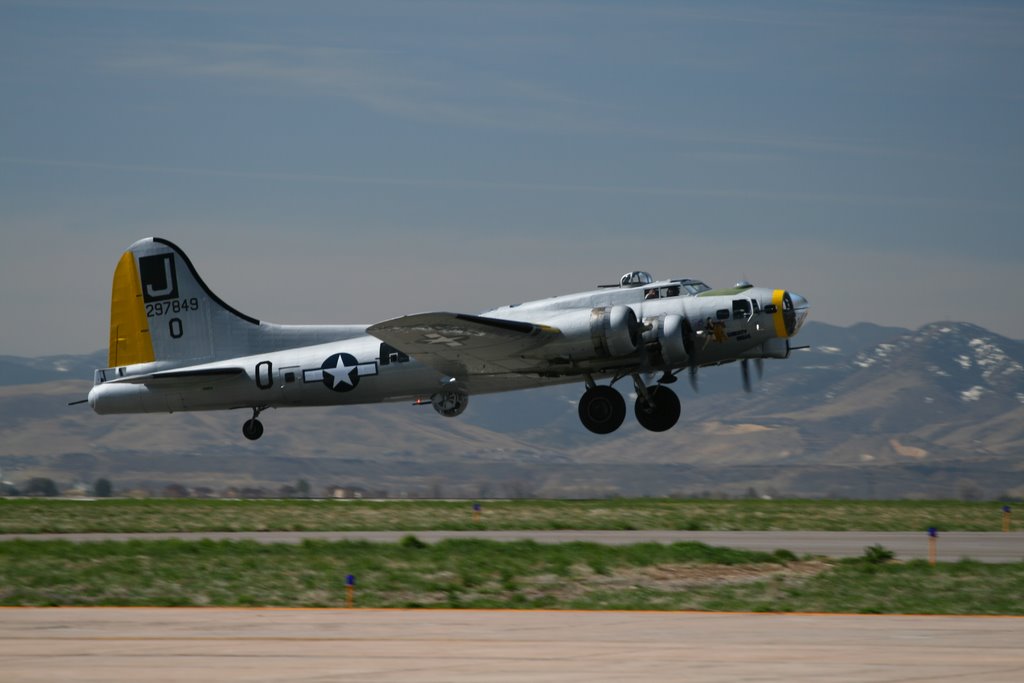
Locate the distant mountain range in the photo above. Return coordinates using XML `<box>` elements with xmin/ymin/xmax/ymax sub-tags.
<box><xmin>0</xmin><ymin>350</ymin><xmax>106</xmax><ymax>387</ymax></box>
<box><xmin>1</xmin><ymin>321</ymin><xmax>1022</xmax><ymax>499</ymax></box>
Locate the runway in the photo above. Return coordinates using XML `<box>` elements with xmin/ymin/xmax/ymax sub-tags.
<box><xmin>2</xmin><ymin>530</ymin><xmax>1022</xmax><ymax>562</ymax></box>
<box><xmin>1</xmin><ymin>607</ymin><xmax>1021</xmax><ymax>682</ymax></box>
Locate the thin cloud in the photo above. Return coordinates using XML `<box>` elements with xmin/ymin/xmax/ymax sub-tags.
<box><xmin>2</xmin><ymin>156</ymin><xmax>1010</xmax><ymax>213</ymax></box>
<box><xmin>102</xmin><ymin>40</ymin><xmax>607</xmax><ymax>133</ymax></box>
<box><xmin>98</xmin><ymin>41</ymin><xmax>952</xmax><ymax>163</ymax></box>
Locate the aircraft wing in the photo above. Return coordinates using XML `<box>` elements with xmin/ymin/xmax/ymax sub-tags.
<box><xmin>367</xmin><ymin>312</ymin><xmax>559</xmax><ymax>377</ymax></box>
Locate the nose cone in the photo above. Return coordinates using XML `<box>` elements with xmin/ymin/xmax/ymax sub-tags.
<box><xmin>789</xmin><ymin>292</ymin><xmax>809</xmax><ymax>336</ymax></box>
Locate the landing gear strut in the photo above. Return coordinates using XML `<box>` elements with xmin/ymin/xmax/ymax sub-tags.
<box><xmin>578</xmin><ymin>385</ymin><xmax>626</xmax><ymax>434</ymax></box>
<box><xmin>634</xmin><ymin>385</ymin><xmax>680</xmax><ymax>432</ymax></box>
<box><xmin>242</xmin><ymin>407</ymin><xmax>265</xmax><ymax>441</ymax></box>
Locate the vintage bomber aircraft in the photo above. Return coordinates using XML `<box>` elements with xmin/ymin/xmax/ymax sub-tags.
<box><xmin>85</xmin><ymin>238</ymin><xmax>808</xmax><ymax>439</ymax></box>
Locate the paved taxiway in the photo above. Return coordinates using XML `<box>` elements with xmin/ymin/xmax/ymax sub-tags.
<box><xmin>2</xmin><ymin>530</ymin><xmax>1021</xmax><ymax>562</ymax></box>
<box><xmin>1</xmin><ymin>608</ymin><xmax>1022</xmax><ymax>682</ymax></box>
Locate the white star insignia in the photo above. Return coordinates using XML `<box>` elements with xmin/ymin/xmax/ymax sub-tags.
<box><xmin>323</xmin><ymin>357</ymin><xmax>356</xmax><ymax>388</ymax></box>
<box><xmin>423</xmin><ymin>333</ymin><xmax>465</xmax><ymax>346</ymax></box>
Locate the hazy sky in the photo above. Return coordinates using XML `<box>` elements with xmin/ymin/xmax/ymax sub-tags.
<box><xmin>2</xmin><ymin>0</ymin><xmax>1022</xmax><ymax>357</ymax></box>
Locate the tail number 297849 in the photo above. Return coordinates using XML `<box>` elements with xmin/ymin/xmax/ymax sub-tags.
<box><xmin>146</xmin><ymin>298</ymin><xmax>200</xmax><ymax>317</ymax></box>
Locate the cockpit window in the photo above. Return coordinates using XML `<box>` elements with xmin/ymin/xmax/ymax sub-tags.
<box><xmin>660</xmin><ymin>279</ymin><xmax>709</xmax><ymax>295</ymax></box>
<box><xmin>643</xmin><ymin>285</ymin><xmax>683</xmax><ymax>299</ymax></box>
<box><xmin>732</xmin><ymin>299</ymin><xmax>751</xmax><ymax>320</ymax></box>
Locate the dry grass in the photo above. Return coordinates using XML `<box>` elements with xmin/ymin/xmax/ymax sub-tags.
<box><xmin>0</xmin><ymin>498</ymin><xmax>1014</xmax><ymax>533</ymax></box>
<box><xmin>1</xmin><ymin>538</ymin><xmax>1020</xmax><ymax>614</ymax></box>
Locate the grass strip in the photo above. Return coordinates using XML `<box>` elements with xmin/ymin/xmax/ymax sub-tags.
<box><xmin>1</xmin><ymin>538</ymin><xmax>1021</xmax><ymax>614</ymax></box>
<box><xmin>0</xmin><ymin>498</ymin><xmax>1016</xmax><ymax>534</ymax></box>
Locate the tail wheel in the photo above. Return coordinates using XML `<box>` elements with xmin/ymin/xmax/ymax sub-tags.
<box><xmin>578</xmin><ymin>386</ymin><xmax>626</xmax><ymax>434</ymax></box>
<box><xmin>634</xmin><ymin>385</ymin><xmax>680</xmax><ymax>432</ymax></box>
<box><xmin>242</xmin><ymin>418</ymin><xmax>264</xmax><ymax>440</ymax></box>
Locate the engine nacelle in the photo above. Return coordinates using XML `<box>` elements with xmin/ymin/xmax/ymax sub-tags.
<box><xmin>543</xmin><ymin>305</ymin><xmax>641</xmax><ymax>360</ymax></box>
<box><xmin>656</xmin><ymin>314</ymin><xmax>689</xmax><ymax>366</ymax></box>
<box><xmin>431</xmin><ymin>389</ymin><xmax>469</xmax><ymax>417</ymax></box>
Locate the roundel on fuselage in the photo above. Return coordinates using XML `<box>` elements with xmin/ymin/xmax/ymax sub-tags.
<box><xmin>320</xmin><ymin>353</ymin><xmax>362</xmax><ymax>392</ymax></box>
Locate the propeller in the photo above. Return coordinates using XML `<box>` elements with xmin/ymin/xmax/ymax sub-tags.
<box><xmin>741</xmin><ymin>358</ymin><xmax>767</xmax><ymax>393</ymax></box>
<box><xmin>682</xmin><ymin>316</ymin><xmax>699</xmax><ymax>393</ymax></box>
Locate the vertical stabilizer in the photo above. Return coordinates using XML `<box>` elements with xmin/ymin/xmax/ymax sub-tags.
<box><xmin>106</xmin><ymin>237</ymin><xmax>263</xmax><ymax>367</ymax></box>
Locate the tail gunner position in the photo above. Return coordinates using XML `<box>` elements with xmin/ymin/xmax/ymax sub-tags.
<box><xmin>84</xmin><ymin>238</ymin><xmax>809</xmax><ymax>439</ymax></box>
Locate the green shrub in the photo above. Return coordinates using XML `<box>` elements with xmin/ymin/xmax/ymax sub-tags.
<box><xmin>862</xmin><ymin>544</ymin><xmax>895</xmax><ymax>564</ymax></box>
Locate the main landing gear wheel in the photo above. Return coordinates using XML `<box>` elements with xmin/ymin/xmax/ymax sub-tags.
<box><xmin>634</xmin><ymin>385</ymin><xmax>680</xmax><ymax>432</ymax></box>
<box><xmin>578</xmin><ymin>386</ymin><xmax>626</xmax><ymax>434</ymax></box>
<box><xmin>242</xmin><ymin>418</ymin><xmax>264</xmax><ymax>440</ymax></box>
<box><xmin>242</xmin><ymin>407</ymin><xmax>265</xmax><ymax>440</ymax></box>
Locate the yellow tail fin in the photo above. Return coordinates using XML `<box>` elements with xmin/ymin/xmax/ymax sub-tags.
<box><xmin>108</xmin><ymin>250</ymin><xmax>155</xmax><ymax>367</ymax></box>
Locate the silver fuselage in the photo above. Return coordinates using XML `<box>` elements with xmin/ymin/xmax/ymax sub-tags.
<box><xmin>89</xmin><ymin>282</ymin><xmax>807</xmax><ymax>416</ymax></box>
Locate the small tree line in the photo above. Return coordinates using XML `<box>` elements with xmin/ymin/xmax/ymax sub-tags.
<box><xmin>2</xmin><ymin>477</ymin><xmax>113</xmax><ymax>498</ymax></box>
